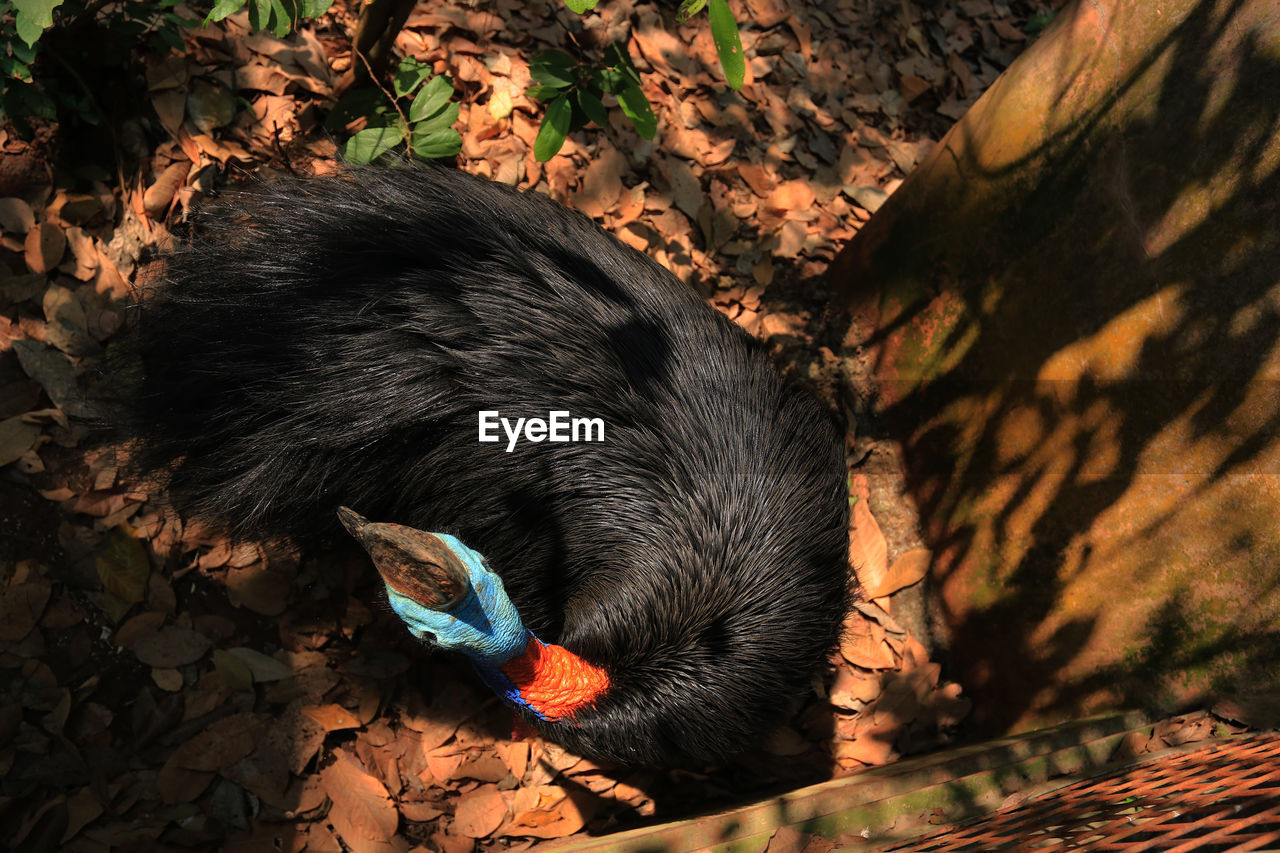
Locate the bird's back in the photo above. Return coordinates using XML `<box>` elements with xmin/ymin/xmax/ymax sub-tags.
<box><xmin>120</xmin><ymin>167</ymin><xmax>851</xmax><ymax>764</ymax></box>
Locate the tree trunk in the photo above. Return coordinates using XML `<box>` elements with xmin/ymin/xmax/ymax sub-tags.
<box><xmin>335</xmin><ymin>0</ymin><xmax>418</xmax><ymax>97</ymax></box>
<box><xmin>827</xmin><ymin>0</ymin><xmax>1280</xmax><ymax>736</ymax></box>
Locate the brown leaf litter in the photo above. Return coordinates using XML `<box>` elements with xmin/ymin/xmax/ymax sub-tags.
<box><xmin>0</xmin><ymin>0</ymin><xmax>1070</xmax><ymax>849</ymax></box>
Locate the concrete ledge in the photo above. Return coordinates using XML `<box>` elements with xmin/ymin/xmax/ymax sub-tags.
<box><xmin>550</xmin><ymin>711</ymin><xmax>1150</xmax><ymax>852</ymax></box>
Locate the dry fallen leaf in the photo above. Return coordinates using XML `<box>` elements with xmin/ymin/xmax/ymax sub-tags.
<box><xmin>863</xmin><ymin>548</ymin><xmax>931</xmax><ymax>599</ymax></box>
<box><xmin>151</xmin><ymin>667</ymin><xmax>184</xmax><ymax>691</ymax></box>
<box><xmin>64</xmin><ymin>227</ymin><xmax>99</xmax><ymax>281</ymax></box>
<box><xmin>574</xmin><ymin>147</ymin><xmax>626</xmax><ymax>218</ymax></box>
<box><xmin>113</xmin><ymin>609</ymin><xmax>166</xmax><ymax>647</ymax></box>
<box><xmin>224</xmin><ymin>563</ymin><xmax>292</xmax><ymax>615</ymax></box>
<box><xmin>24</xmin><ymin>221</ymin><xmax>66</xmax><ymax>273</ymax></box>
<box><xmin>166</xmin><ymin>716</ymin><xmax>264</xmax><ymax>775</ymax></box>
<box><xmin>488</xmin><ymin>79</ymin><xmax>514</xmax><ymax>121</ymax></box>
<box><xmin>143</xmin><ymin>161</ymin><xmax>189</xmax><ymax>218</ymax></box>
<box><xmin>187</xmin><ymin>81</ymin><xmax>236</xmax><ymax>133</ymax></box>
<box><xmin>768</xmin><ymin>180</ymin><xmax>816</xmax><ymax>213</ymax></box>
<box><xmin>0</xmin><ymin>416</ymin><xmax>40</xmax><ymax>468</ymax></box>
<box><xmin>455</xmin><ymin>752</ymin><xmax>509</xmax><ymax>784</ymax></box>
<box><xmin>94</xmin><ymin>525</ymin><xmax>151</xmax><ymax>623</ymax></box>
<box><xmin>0</xmin><ymin>563</ymin><xmax>52</xmax><ymax>642</ymax></box>
<box><xmin>829</xmin><ymin>667</ymin><xmax>884</xmax><ymax>711</ymax></box>
<box><xmin>1213</xmin><ymin>693</ymin><xmax>1280</xmax><ymax>730</ymax></box>
<box><xmin>131</xmin><ymin>625</ymin><xmax>211</xmax><ymax>668</ymax></box>
<box><xmin>42</xmin><ymin>283</ymin><xmax>97</xmax><ymax>356</ymax></box>
<box><xmin>400</xmin><ymin>687</ymin><xmax>479</xmax><ymax>750</ymax></box>
<box><xmin>496</xmin><ymin>741</ymin><xmax>529</xmax><ymax>782</ymax></box>
<box><xmin>848</xmin><ymin>498</ymin><xmax>888</xmax><ymax>594</ymax></box>
<box><xmin>852</xmin><ymin>600</ymin><xmax>906</xmax><ymax>634</ymax></box>
<box><xmin>0</xmin><ymin>197</ymin><xmax>35</xmax><ymax>234</ymax></box>
<box><xmin>263</xmin><ymin>704</ymin><xmax>327</xmax><ymax>776</ymax></box>
<box><xmin>156</xmin><ymin>760</ymin><xmax>217</xmax><ymax>805</ymax></box>
<box><xmin>452</xmin><ymin>785</ymin><xmax>507</xmax><ymax>838</ymax></box>
<box><xmin>833</xmin><ymin>720</ymin><xmax>899</xmax><ymax>766</ymax></box>
<box><xmin>738</xmin><ymin>163</ymin><xmax>776</xmax><ymax>199</ymax></box>
<box><xmin>12</xmin><ymin>340</ymin><xmax>94</xmax><ymax>418</ymax></box>
<box><xmin>503</xmin><ymin>785</ymin><xmax>595</xmax><ymax>839</ymax></box>
<box><xmin>61</xmin><ymin>786</ymin><xmax>104</xmax><ymax>844</ymax></box>
<box><xmin>1</xmin><ymin>272</ymin><xmax>46</xmax><ymax>303</ymax></box>
<box><xmin>839</xmin><ymin>627</ymin><xmax>897</xmax><ymax>671</ymax></box>
<box><xmin>321</xmin><ymin>750</ymin><xmax>402</xmax><ymax>853</ymax></box>
<box><xmin>226</xmin><ymin>647</ymin><xmax>295</xmax><ymax>682</ymax></box>
<box><xmin>658</xmin><ymin>156</ymin><xmax>706</xmax><ymax>222</ymax></box>
<box><xmin>296</xmin><ymin>703</ymin><xmax>359</xmax><ymax>733</ymax></box>
<box><xmin>213</xmin><ymin>648</ymin><xmax>255</xmax><ymax>691</ymax></box>
<box><xmin>843</xmin><ymin>185</ymin><xmax>888</xmax><ymax>214</ymax></box>
<box><xmin>424</xmin><ymin>746</ymin><xmax>465</xmax><ymax>785</ymax></box>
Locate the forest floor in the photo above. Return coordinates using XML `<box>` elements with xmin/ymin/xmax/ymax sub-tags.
<box><xmin>2</xmin><ymin>1</ymin><xmax>1243</xmax><ymax>851</ymax></box>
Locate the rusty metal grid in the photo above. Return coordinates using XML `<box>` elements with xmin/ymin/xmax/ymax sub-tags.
<box><xmin>874</xmin><ymin>732</ymin><xmax>1280</xmax><ymax>852</ymax></box>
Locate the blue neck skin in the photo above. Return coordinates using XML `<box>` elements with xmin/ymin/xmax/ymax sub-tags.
<box><xmin>382</xmin><ymin>533</ymin><xmax>549</xmax><ymax>718</ymax></box>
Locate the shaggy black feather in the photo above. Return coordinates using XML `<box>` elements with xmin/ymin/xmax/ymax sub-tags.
<box><xmin>115</xmin><ymin>166</ymin><xmax>851</xmax><ymax>766</ymax></box>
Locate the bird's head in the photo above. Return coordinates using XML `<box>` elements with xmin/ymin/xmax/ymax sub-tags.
<box><xmin>337</xmin><ymin>507</ymin><xmax>610</xmax><ymax>725</ymax></box>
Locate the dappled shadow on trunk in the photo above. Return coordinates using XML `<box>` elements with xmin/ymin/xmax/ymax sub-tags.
<box><xmin>828</xmin><ymin>0</ymin><xmax>1280</xmax><ymax>737</ymax></box>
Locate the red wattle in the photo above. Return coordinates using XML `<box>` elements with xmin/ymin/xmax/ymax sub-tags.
<box><xmin>499</xmin><ymin>637</ymin><xmax>610</xmax><ymax>721</ymax></box>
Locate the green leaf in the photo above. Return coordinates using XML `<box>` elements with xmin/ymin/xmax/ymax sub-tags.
<box><xmin>526</xmin><ymin>84</ymin><xmax>565</xmax><ymax>103</ymax></box>
<box><xmin>13</xmin><ymin>0</ymin><xmax>63</xmax><ymax>46</ymax></box>
<box><xmin>604</xmin><ymin>41</ymin><xmax>642</xmax><ymax>84</ymax></box>
<box><xmin>0</xmin><ymin>54</ymin><xmax>32</xmax><ymax>81</ymax></box>
<box><xmin>616</xmin><ymin>82</ymin><xmax>656</xmax><ymax>139</ymax></box>
<box><xmin>408</xmin><ymin>75</ymin><xmax>453</xmax><ymax>123</ymax></box>
<box><xmin>156</xmin><ymin>26</ymin><xmax>185</xmax><ymax>51</ymax></box>
<box><xmin>14</xmin><ymin>15</ymin><xmax>45</xmax><ymax>47</ymax></box>
<box><xmin>394</xmin><ymin>56</ymin><xmax>434</xmax><ymax>98</ymax></box>
<box><xmin>268</xmin><ymin>0</ymin><xmax>293</xmax><ymax>36</ymax></box>
<box><xmin>564</xmin><ymin>0</ymin><xmax>598</xmax><ymax>12</ymax></box>
<box><xmin>246</xmin><ymin>0</ymin><xmax>266</xmax><ymax>31</ymax></box>
<box><xmin>413</xmin><ymin>100</ymin><xmax>458</xmax><ymax>132</ymax></box>
<box><xmin>344</xmin><ymin>124</ymin><xmax>406</xmax><ymax>165</ymax></box>
<box><xmin>575</xmin><ymin>88</ymin><xmax>609</xmax><ymax>128</ymax></box>
<box><xmin>204</xmin><ymin>0</ymin><xmax>244</xmax><ymax>24</ymax></box>
<box><xmin>529</xmin><ymin>49</ymin><xmax>578</xmax><ymax>88</ymax></box>
<box><xmin>410</xmin><ymin>128</ymin><xmax>462</xmax><ymax>160</ymax></box>
<box><xmin>676</xmin><ymin>0</ymin><xmax>707</xmax><ymax>23</ymax></box>
<box><xmin>0</xmin><ymin>79</ymin><xmax>56</xmax><ymax>122</ymax></box>
<box><xmin>163</xmin><ymin>11</ymin><xmax>201</xmax><ymax>29</ymax></box>
<box><xmin>567</xmin><ymin>99</ymin><xmax>590</xmax><ymax>133</ymax></box>
<box><xmin>298</xmin><ymin>0</ymin><xmax>333</xmax><ymax>16</ymax></box>
<box><xmin>596</xmin><ymin>67</ymin><xmax>623</xmax><ymax>95</ymax></box>
<box><xmin>10</xmin><ymin>38</ymin><xmax>37</xmax><ymax>64</ymax></box>
<box><xmin>534</xmin><ymin>94</ymin><xmax>572</xmax><ymax>162</ymax></box>
<box><xmin>708</xmin><ymin>0</ymin><xmax>745</xmax><ymax>89</ymax></box>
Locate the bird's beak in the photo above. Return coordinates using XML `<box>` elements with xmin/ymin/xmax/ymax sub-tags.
<box><xmin>336</xmin><ymin>506</ymin><xmax>471</xmax><ymax>611</ymax></box>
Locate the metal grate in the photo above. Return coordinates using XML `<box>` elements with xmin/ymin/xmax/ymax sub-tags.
<box><xmin>874</xmin><ymin>733</ymin><xmax>1280</xmax><ymax>852</ymax></box>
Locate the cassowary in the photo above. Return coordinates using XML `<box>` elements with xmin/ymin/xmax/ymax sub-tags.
<box><xmin>118</xmin><ymin>166</ymin><xmax>851</xmax><ymax>766</ymax></box>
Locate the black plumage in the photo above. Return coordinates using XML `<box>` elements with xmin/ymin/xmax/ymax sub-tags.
<box><xmin>117</xmin><ymin>166</ymin><xmax>850</xmax><ymax>765</ymax></box>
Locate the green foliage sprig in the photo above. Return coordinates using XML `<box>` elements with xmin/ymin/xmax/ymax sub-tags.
<box><xmin>526</xmin><ymin>42</ymin><xmax>655</xmax><ymax>161</ymax></box>
<box><xmin>525</xmin><ymin>0</ymin><xmax>744</xmax><ymax>160</ymax></box>
<box><xmin>677</xmin><ymin>0</ymin><xmax>744</xmax><ymax>89</ymax></box>
<box><xmin>335</xmin><ymin>56</ymin><xmax>462</xmax><ymax>165</ymax></box>
<box><xmin>203</xmin><ymin>0</ymin><xmax>334</xmax><ymax>39</ymax></box>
